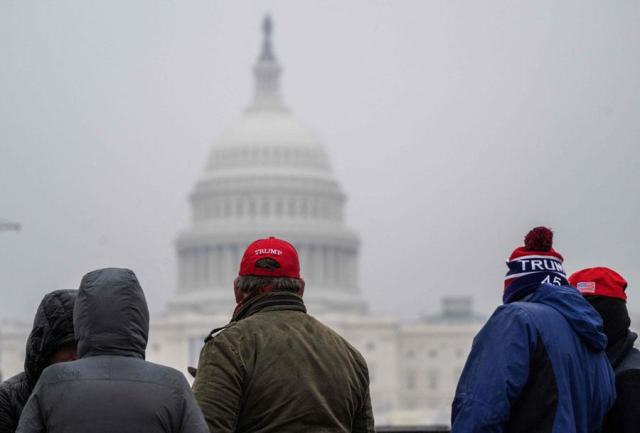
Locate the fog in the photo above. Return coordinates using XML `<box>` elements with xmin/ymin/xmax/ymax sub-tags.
<box><xmin>1</xmin><ymin>0</ymin><xmax>639</xmax><ymax>320</ymax></box>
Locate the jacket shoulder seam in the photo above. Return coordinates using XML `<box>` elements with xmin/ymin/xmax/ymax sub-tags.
<box><xmin>37</xmin><ymin>376</ymin><xmax>186</xmax><ymax>390</ymax></box>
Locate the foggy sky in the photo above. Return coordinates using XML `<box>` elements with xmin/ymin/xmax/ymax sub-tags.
<box><xmin>1</xmin><ymin>0</ymin><xmax>639</xmax><ymax>321</ymax></box>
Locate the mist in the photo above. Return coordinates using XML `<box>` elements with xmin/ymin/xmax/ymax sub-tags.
<box><xmin>1</xmin><ymin>0</ymin><xmax>639</xmax><ymax>321</ymax></box>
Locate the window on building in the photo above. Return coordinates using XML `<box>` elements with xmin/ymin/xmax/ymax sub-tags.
<box><xmin>288</xmin><ymin>199</ymin><xmax>295</xmax><ymax>217</ymax></box>
<box><xmin>406</xmin><ymin>370</ymin><xmax>416</xmax><ymax>389</ymax></box>
<box><xmin>366</xmin><ymin>341</ymin><xmax>376</xmax><ymax>351</ymax></box>
<box><xmin>427</xmin><ymin>369</ymin><xmax>439</xmax><ymax>390</ymax></box>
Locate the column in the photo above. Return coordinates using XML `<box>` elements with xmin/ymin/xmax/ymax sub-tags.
<box><xmin>208</xmin><ymin>246</ymin><xmax>218</xmax><ymax>289</ymax></box>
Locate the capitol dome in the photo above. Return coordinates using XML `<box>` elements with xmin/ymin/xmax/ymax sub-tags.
<box><xmin>169</xmin><ymin>16</ymin><xmax>366</xmax><ymax>315</ymax></box>
<box><xmin>209</xmin><ymin>112</ymin><xmax>330</xmax><ymax>169</ymax></box>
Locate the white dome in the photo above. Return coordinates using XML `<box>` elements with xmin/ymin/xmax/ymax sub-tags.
<box><xmin>171</xmin><ymin>17</ymin><xmax>366</xmax><ymax>315</ymax></box>
<box><xmin>206</xmin><ymin>109</ymin><xmax>331</xmax><ymax>173</ymax></box>
<box><xmin>217</xmin><ymin>110</ymin><xmax>322</xmax><ymax>150</ymax></box>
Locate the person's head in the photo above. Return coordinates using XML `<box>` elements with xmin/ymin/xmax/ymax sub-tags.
<box><xmin>75</xmin><ymin>268</ymin><xmax>149</xmax><ymax>359</ymax></box>
<box><xmin>569</xmin><ymin>267</ymin><xmax>630</xmax><ymax>346</ymax></box>
<box><xmin>234</xmin><ymin>237</ymin><xmax>305</xmax><ymax>304</ymax></box>
<box><xmin>24</xmin><ymin>289</ymin><xmax>78</xmax><ymax>384</ymax></box>
<box><xmin>503</xmin><ymin>226</ymin><xmax>568</xmax><ymax>304</ymax></box>
<box><xmin>48</xmin><ymin>344</ymin><xmax>77</xmax><ymax>363</ymax></box>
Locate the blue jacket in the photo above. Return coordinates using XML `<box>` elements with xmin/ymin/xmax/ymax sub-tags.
<box><xmin>452</xmin><ymin>283</ymin><xmax>616</xmax><ymax>433</ymax></box>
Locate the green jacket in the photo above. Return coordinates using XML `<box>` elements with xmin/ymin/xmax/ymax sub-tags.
<box><xmin>192</xmin><ymin>292</ymin><xmax>374</xmax><ymax>433</ymax></box>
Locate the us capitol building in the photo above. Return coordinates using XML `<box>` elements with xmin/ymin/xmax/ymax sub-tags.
<box><xmin>0</xmin><ymin>17</ymin><xmax>483</xmax><ymax>425</ymax></box>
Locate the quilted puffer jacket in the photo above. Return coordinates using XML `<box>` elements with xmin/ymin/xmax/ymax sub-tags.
<box><xmin>0</xmin><ymin>290</ymin><xmax>76</xmax><ymax>433</ymax></box>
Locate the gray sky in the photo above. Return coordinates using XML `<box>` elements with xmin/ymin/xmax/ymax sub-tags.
<box><xmin>1</xmin><ymin>0</ymin><xmax>639</xmax><ymax>321</ymax></box>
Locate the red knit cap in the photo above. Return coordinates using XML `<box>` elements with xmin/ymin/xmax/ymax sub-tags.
<box><xmin>502</xmin><ymin>227</ymin><xmax>570</xmax><ymax>303</ymax></box>
<box><xmin>568</xmin><ymin>267</ymin><xmax>627</xmax><ymax>302</ymax></box>
<box><xmin>504</xmin><ymin>227</ymin><xmax>566</xmax><ymax>290</ymax></box>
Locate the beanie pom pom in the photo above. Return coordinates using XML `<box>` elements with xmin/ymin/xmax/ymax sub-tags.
<box><xmin>524</xmin><ymin>226</ymin><xmax>553</xmax><ymax>251</ymax></box>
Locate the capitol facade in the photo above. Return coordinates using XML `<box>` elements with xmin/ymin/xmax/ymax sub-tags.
<box><xmin>0</xmin><ymin>17</ymin><xmax>484</xmax><ymax>426</ymax></box>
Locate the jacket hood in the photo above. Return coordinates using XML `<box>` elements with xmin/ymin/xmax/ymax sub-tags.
<box><xmin>74</xmin><ymin>268</ymin><xmax>149</xmax><ymax>359</ymax></box>
<box><xmin>606</xmin><ymin>331</ymin><xmax>637</xmax><ymax>368</ymax></box>
<box><xmin>529</xmin><ymin>283</ymin><xmax>608</xmax><ymax>351</ymax></box>
<box><xmin>24</xmin><ymin>289</ymin><xmax>77</xmax><ymax>383</ymax></box>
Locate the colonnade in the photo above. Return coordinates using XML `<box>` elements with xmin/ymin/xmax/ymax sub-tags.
<box><xmin>178</xmin><ymin>243</ymin><xmax>358</xmax><ymax>293</ymax></box>
<box><xmin>207</xmin><ymin>145</ymin><xmax>329</xmax><ymax>172</ymax></box>
<box><xmin>192</xmin><ymin>194</ymin><xmax>343</xmax><ymax>223</ymax></box>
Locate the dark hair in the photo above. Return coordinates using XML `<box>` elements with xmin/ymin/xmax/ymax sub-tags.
<box><xmin>235</xmin><ymin>276</ymin><xmax>303</xmax><ymax>295</ymax></box>
<box><xmin>235</xmin><ymin>258</ymin><xmax>303</xmax><ymax>295</ymax></box>
<box><xmin>236</xmin><ymin>257</ymin><xmax>304</xmax><ymax>295</ymax></box>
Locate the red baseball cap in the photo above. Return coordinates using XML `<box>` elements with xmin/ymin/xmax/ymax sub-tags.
<box><xmin>238</xmin><ymin>237</ymin><xmax>300</xmax><ymax>278</ymax></box>
<box><xmin>568</xmin><ymin>267</ymin><xmax>628</xmax><ymax>302</ymax></box>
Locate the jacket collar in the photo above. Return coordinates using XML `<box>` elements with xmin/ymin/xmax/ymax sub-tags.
<box><xmin>607</xmin><ymin>331</ymin><xmax>637</xmax><ymax>368</ymax></box>
<box><xmin>232</xmin><ymin>292</ymin><xmax>306</xmax><ymax>322</ymax></box>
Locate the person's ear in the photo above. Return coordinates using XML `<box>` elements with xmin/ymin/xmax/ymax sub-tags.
<box><xmin>234</xmin><ymin>278</ymin><xmax>244</xmax><ymax>303</ymax></box>
<box><xmin>298</xmin><ymin>279</ymin><xmax>305</xmax><ymax>297</ymax></box>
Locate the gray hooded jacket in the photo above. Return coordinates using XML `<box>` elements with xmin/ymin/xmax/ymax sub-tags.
<box><xmin>16</xmin><ymin>268</ymin><xmax>208</xmax><ymax>433</ymax></box>
<box><xmin>0</xmin><ymin>289</ymin><xmax>76</xmax><ymax>433</ymax></box>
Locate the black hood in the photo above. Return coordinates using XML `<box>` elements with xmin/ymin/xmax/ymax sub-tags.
<box><xmin>606</xmin><ymin>331</ymin><xmax>637</xmax><ymax>369</ymax></box>
<box><xmin>585</xmin><ymin>295</ymin><xmax>631</xmax><ymax>350</ymax></box>
<box><xmin>74</xmin><ymin>268</ymin><xmax>149</xmax><ymax>359</ymax></box>
<box><xmin>24</xmin><ymin>289</ymin><xmax>77</xmax><ymax>384</ymax></box>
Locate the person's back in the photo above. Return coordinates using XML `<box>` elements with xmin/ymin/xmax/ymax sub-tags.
<box><xmin>193</xmin><ymin>237</ymin><xmax>374</xmax><ymax>433</ymax></box>
<box><xmin>200</xmin><ymin>296</ymin><xmax>371</xmax><ymax>432</ymax></box>
<box><xmin>16</xmin><ymin>268</ymin><xmax>208</xmax><ymax>433</ymax></box>
<box><xmin>19</xmin><ymin>356</ymin><xmax>202</xmax><ymax>433</ymax></box>
<box><xmin>0</xmin><ymin>290</ymin><xmax>76</xmax><ymax>433</ymax></box>
<box><xmin>504</xmin><ymin>285</ymin><xmax>615</xmax><ymax>432</ymax></box>
<box><xmin>453</xmin><ymin>284</ymin><xmax>615</xmax><ymax>433</ymax></box>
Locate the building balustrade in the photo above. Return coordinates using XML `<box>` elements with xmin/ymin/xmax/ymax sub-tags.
<box><xmin>376</xmin><ymin>426</ymin><xmax>450</xmax><ymax>433</ymax></box>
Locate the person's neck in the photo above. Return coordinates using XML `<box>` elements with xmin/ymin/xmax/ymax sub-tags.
<box><xmin>232</xmin><ymin>291</ymin><xmax>305</xmax><ymax>322</ymax></box>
